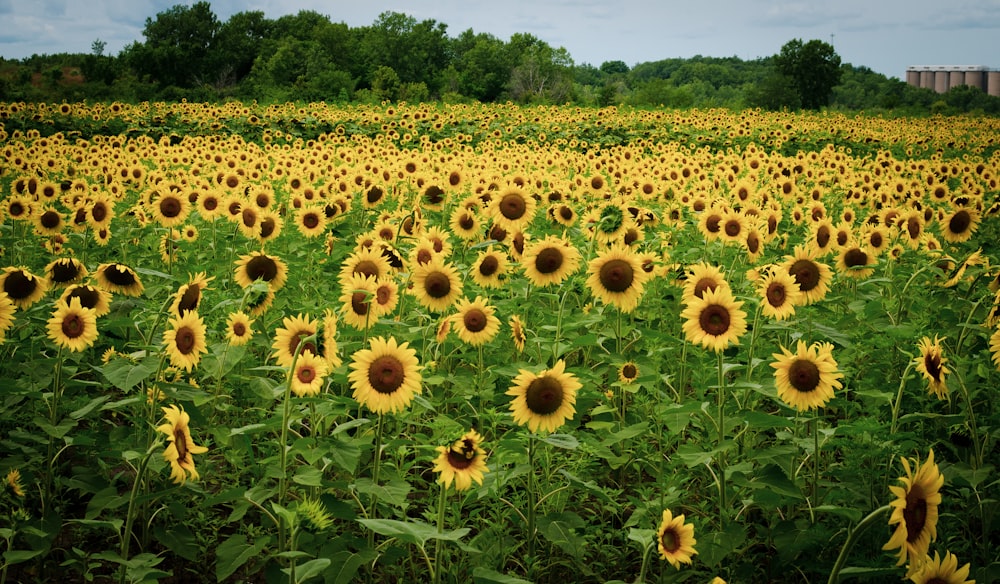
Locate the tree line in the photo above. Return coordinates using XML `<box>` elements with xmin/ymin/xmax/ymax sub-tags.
<box><xmin>1</xmin><ymin>1</ymin><xmax>998</xmax><ymax>115</ymax></box>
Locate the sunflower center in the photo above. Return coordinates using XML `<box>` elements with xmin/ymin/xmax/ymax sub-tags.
<box><xmin>788</xmin><ymin>359</ymin><xmax>820</xmax><ymax>392</ymax></box>
<box><xmin>463</xmin><ymin>309</ymin><xmax>487</xmax><ymax>333</ymax></box>
<box><xmin>367</xmin><ymin>355</ymin><xmax>405</xmax><ymax>394</ymax></box>
<box><xmin>424</xmin><ymin>186</ymin><xmax>445</xmax><ymax>205</ymax></box>
<box><xmin>459</xmin><ymin>214</ymin><xmax>475</xmax><ymax>230</ymax></box>
<box><xmin>232</xmin><ymin>322</ymin><xmax>247</xmax><ymax>337</ymax></box>
<box><xmin>705</xmin><ymin>214</ymin><xmax>722</xmax><ymax>233</ymax></box>
<box><xmin>903</xmin><ymin>485</ymin><xmax>928</xmax><ymax>543</ymax></box>
<box><xmin>479</xmin><ymin>256</ymin><xmax>499</xmax><ymax>277</ymax></box>
<box><xmin>160</xmin><ymin>196</ymin><xmax>182</xmax><ymax>218</ymax></box>
<box><xmin>499</xmin><ymin>193</ymin><xmax>527</xmax><ymax>221</ymax></box>
<box><xmin>446</xmin><ymin>441</ymin><xmax>476</xmax><ymax>470</ymax></box>
<box><xmin>559</xmin><ymin>206</ymin><xmax>573</xmax><ymax>221</ymax></box>
<box><xmin>660</xmin><ymin>527</ymin><xmax>679</xmax><ymax>553</ymax></box>
<box><xmin>353</xmin><ymin>260</ymin><xmax>379</xmax><ymax>279</ymax></box>
<box><xmin>424</xmin><ymin>271</ymin><xmax>452</xmax><ymax>299</ymax></box>
<box><xmin>351</xmin><ymin>292</ymin><xmax>370</xmax><ymax>316</ymax></box>
<box><xmin>376</xmin><ymin>285</ymin><xmax>393</xmax><ymax>306</ymax></box>
<box><xmin>766</xmin><ymin>283</ymin><xmax>787</xmax><ymax>307</ymax></box>
<box><xmin>724</xmin><ymin>219</ymin><xmax>741</xmax><ymax>237</ymax></box>
<box><xmin>178</xmin><ymin>286</ymin><xmax>201</xmax><ymax>314</ymax></box>
<box><xmin>61</xmin><ymin>313</ymin><xmax>85</xmax><ymax>339</ymax></box>
<box><xmin>303</xmin><ymin>213</ymin><xmax>320</xmax><ymax>229</ymax></box>
<box><xmin>535</xmin><ymin>247</ymin><xmax>564</xmax><ymax>274</ymax></box>
<box><xmin>907</xmin><ymin>217</ymin><xmax>921</xmax><ymax>239</ymax></box>
<box><xmin>51</xmin><ymin>260</ymin><xmax>80</xmax><ymax>283</ymax></box>
<box><xmin>173</xmin><ymin>428</ymin><xmax>189</xmax><ymax>462</ymax></box>
<box><xmin>621</xmin><ymin>363</ymin><xmax>637</xmax><ymax>379</ymax></box>
<box><xmin>869</xmin><ymin>232</ymin><xmax>883</xmax><ymax>248</ymax></box>
<box><xmin>9</xmin><ymin>202</ymin><xmax>25</xmax><ymax>217</ymax></box>
<box><xmin>788</xmin><ymin>259</ymin><xmax>820</xmax><ymax>292</ymax></box>
<box><xmin>525</xmin><ymin>375</ymin><xmax>565</xmax><ymax>415</ymax></box>
<box><xmin>246</xmin><ymin>255</ymin><xmax>278</xmax><ymax>282</ymax></box>
<box><xmin>844</xmin><ymin>248</ymin><xmax>869</xmax><ymax>269</ymax></box>
<box><xmin>746</xmin><ymin>233</ymin><xmax>760</xmax><ymax>254</ymax></box>
<box><xmin>366</xmin><ymin>186</ymin><xmax>384</xmax><ymax>204</ymax></box>
<box><xmin>692</xmin><ymin>277</ymin><xmax>718</xmax><ymax>299</ymax></box>
<box><xmin>203</xmin><ymin>197</ymin><xmax>218</xmax><ymax>211</ymax></box>
<box><xmin>41</xmin><ymin>210</ymin><xmax>61</xmax><ymax>229</ymax></box>
<box><xmin>416</xmin><ymin>249</ymin><xmax>433</xmax><ymax>265</ymax></box>
<box><xmin>297</xmin><ymin>364</ymin><xmax>316</xmax><ymax>384</ymax></box>
<box><xmin>699</xmin><ymin>304</ymin><xmax>731</xmax><ymax>336</ymax></box>
<box><xmin>816</xmin><ymin>226</ymin><xmax>830</xmax><ymax>247</ymax></box>
<box><xmin>948</xmin><ymin>210</ymin><xmax>970</xmax><ymax>234</ymax></box>
<box><xmin>67</xmin><ymin>287</ymin><xmax>100</xmax><ymax>309</ymax></box>
<box><xmin>599</xmin><ymin>259</ymin><xmax>634</xmax><ymax>293</ymax></box>
<box><xmin>175</xmin><ymin>326</ymin><xmax>196</xmax><ymax>355</ymax></box>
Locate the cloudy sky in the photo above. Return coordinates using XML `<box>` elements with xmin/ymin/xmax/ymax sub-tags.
<box><xmin>0</xmin><ymin>0</ymin><xmax>997</xmax><ymax>79</ymax></box>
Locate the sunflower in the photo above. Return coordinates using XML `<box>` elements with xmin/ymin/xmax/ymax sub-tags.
<box><xmin>719</xmin><ymin>209</ymin><xmax>748</xmax><ymax>244</ymax></box>
<box><xmin>883</xmin><ymin>449</ymin><xmax>944</xmax><ymax>567</ymax></box>
<box><xmin>770</xmin><ymin>340</ymin><xmax>844</xmax><ymax>411</ymax></box>
<box><xmin>915</xmin><ymin>335</ymin><xmax>949</xmax><ymax>400</ymax></box>
<box><xmin>339</xmin><ymin>273</ymin><xmax>380</xmax><ymax>330</ymax></box>
<box><xmin>409</xmin><ymin>237</ymin><xmax>442</xmax><ymax>268</ymax></box>
<box><xmin>449</xmin><ymin>207</ymin><xmax>483</xmax><ymax>242</ymax></box>
<box><xmin>489</xmin><ymin>185</ymin><xmax>537</xmax><ymax>232</ymax></box>
<box><xmin>521</xmin><ymin>235</ymin><xmax>581</xmax><ymax>288</ymax></box>
<box><xmin>585</xmin><ymin>244</ymin><xmax>649</xmax><ymax>313</ymax></box>
<box><xmin>809</xmin><ymin>219</ymin><xmax>837</xmax><ymax>256</ymax></box>
<box><xmin>295</xmin><ymin>205</ymin><xmax>327</xmax><ymax>238</ymax></box>
<box><xmin>320</xmin><ymin>308</ymin><xmax>342</xmax><ymax>369</ymax></box>
<box><xmin>451</xmin><ymin>296</ymin><xmax>501</xmax><ymax>346</ymax></box>
<box><xmin>697</xmin><ymin>205</ymin><xmax>726</xmax><ymax>242</ymax></box>
<box><xmin>95</xmin><ymin>263</ymin><xmax>144</xmax><ymax>296</ymax></box>
<box><xmin>225</xmin><ymin>311</ymin><xmax>254</xmax><ymax>346</ymax></box>
<box><xmin>907</xmin><ymin>550</ymin><xmax>974</xmax><ymax>584</ymax></box>
<box><xmin>782</xmin><ymin>245</ymin><xmax>833</xmax><ymax>305</ymax></box>
<box><xmin>151</xmin><ymin>190</ymin><xmax>190</xmax><ymax>228</ymax></box>
<box><xmin>33</xmin><ymin>206</ymin><xmax>65</xmax><ymax>237</ymax></box>
<box><xmin>2</xmin><ymin>266</ymin><xmax>49</xmax><ymax>309</ymax></box>
<box><xmin>681</xmin><ymin>262</ymin><xmax>730</xmax><ymax>303</ymax></box>
<box><xmin>433</xmin><ymin>429</ymin><xmax>490</xmax><ymax>492</ymax></box>
<box><xmin>339</xmin><ymin>246</ymin><xmax>392</xmax><ymax>286</ymax></box>
<box><xmin>657</xmin><ymin>509</ymin><xmax>698</xmax><ymax>569</ymax></box>
<box><xmin>836</xmin><ymin>245</ymin><xmax>876</xmax><ymax>279</ymax></box>
<box><xmin>550</xmin><ymin>203</ymin><xmax>577</xmax><ymax>227</ymax></box>
<box><xmin>939</xmin><ymin>207</ymin><xmax>979</xmax><ymax>243</ymax></box>
<box><xmin>234</xmin><ymin>251</ymin><xmax>288</xmax><ymax>291</ymax></box>
<box><xmin>45</xmin><ymin>258</ymin><xmax>88</xmax><ymax>288</ymax></box>
<box><xmin>680</xmin><ymin>286</ymin><xmax>747</xmax><ymax>353</ymax></box>
<box><xmin>758</xmin><ymin>268</ymin><xmax>802</xmax><ymax>321</ymax></box>
<box><xmin>510</xmin><ymin>314</ymin><xmax>526</xmax><ymax>353</ymax></box>
<box><xmin>271</xmin><ymin>312</ymin><xmax>318</xmax><ymax>363</ymax></box>
<box><xmin>506</xmin><ymin>359</ymin><xmax>581</xmax><ymax>433</ymax></box>
<box><xmin>163</xmin><ymin>310</ymin><xmax>208</xmax><ymax>372</ymax></box>
<box><xmin>46</xmin><ymin>297</ymin><xmax>98</xmax><ymax>352</ymax></box>
<box><xmin>289</xmin><ymin>350</ymin><xmax>329</xmax><ymax>398</ymax></box>
<box><xmin>373</xmin><ymin>278</ymin><xmax>400</xmax><ymax>316</ymax></box>
<box><xmin>411</xmin><ymin>256</ymin><xmax>463</xmax><ymax>312</ymax></box>
<box><xmin>58</xmin><ymin>284</ymin><xmax>111</xmax><ymax>318</ymax></box>
<box><xmin>470</xmin><ymin>249</ymin><xmax>509</xmax><ymax>289</ymax></box>
<box><xmin>197</xmin><ymin>190</ymin><xmax>224</xmax><ymax>221</ymax></box>
<box><xmin>5</xmin><ymin>468</ymin><xmax>25</xmax><ymax>498</ymax></box>
<box><xmin>4</xmin><ymin>195</ymin><xmax>34</xmax><ymax>221</ymax></box>
<box><xmin>157</xmin><ymin>404</ymin><xmax>209</xmax><ymax>484</ymax></box>
<box><xmin>0</xmin><ymin>293</ymin><xmax>15</xmax><ymax>342</ymax></box>
<box><xmin>990</xmin><ymin>327</ymin><xmax>1000</xmax><ymax>371</ymax></box>
<box><xmin>348</xmin><ymin>336</ymin><xmax>422</xmax><ymax>415</ymax></box>
<box><xmin>618</xmin><ymin>361</ymin><xmax>640</xmax><ymax>384</ymax></box>
<box><xmin>171</xmin><ymin>272</ymin><xmax>214</xmax><ymax>316</ymax></box>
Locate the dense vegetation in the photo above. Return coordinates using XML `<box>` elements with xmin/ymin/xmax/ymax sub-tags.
<box><xmin>1</xmin><ymin>2</ymin><xmax>999</xmax><ymax>115</ymax></box>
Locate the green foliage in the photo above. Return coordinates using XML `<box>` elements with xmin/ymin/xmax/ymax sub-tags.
<box><xmin>773</xmin><ymin>38</ymin><xmax>842</xmax><ymax>109</ymax></box>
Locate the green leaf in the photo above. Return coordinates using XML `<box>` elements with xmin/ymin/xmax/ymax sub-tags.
<box><xmin>741</xmin><ymin>410</ymin><xmax>793</xmax><ymax>430</ymax></box>
<box><xmin>358</xmin><ymin>518</ymin><xmax>469</xmax><ymax>547</ymax></box>
<box><xmin>326</xmin><ymin>550</ymin><xmax>373</xmax><ymax>584</ymax></box>
<box><xmin>814</xmin><ymin>505</ymin><xmax>862</xmax><ymax>523</ymax></box>
<box><xmin>100</xmin><ymin>356</ymin><xmax>159</xmax><ymax>392</ymax></box>
<box><xmin>292</xmin><ymin>466</ymin><xmax>324</xmax><ymax>487</ymax></box>
<box><xmin>697</xmin><ymin>523</ymin><xmax>746</xmax><ymax>568</ymax></box>
<box><xmin>283</xmin><ymin>558</ymin><xmax>330</xmax><ymax>584</ymax></box>
<box><xmin>676</xmin><ymin>441</ymin><xmax>735</xmax><ymax>468</ymax></box>
<box><xmin>353</xmin><ymin>478</ymin><xmax>411</xmax><ymax>509</ymax></box>
<box><xmin>538</xmin><ymin>433</ymin><xmax>579</xmax><ymax>449</ymax></box>
<box><xmin>472</xmin><ymin>567</ymin><xmax>533</xmax><ymax>584</ymax></box>
<box><xmin>34</xmin><ymin>416</ymin><xmax>75</xmax><ymax>438</ymax></box>
<box><xmin>750</xmin><ymin>464</ymin><xmax>803</xmax><ymax>500</ymax></box>
<box><xmin>69</xmin><ymin>395</ymin><xmax>112</xmax><ymax>420</ymax></box>
<box><xmin>216</xmin><ymin>533</ymin><xmax>270</xmax><ymax>582</ymax></box>
<box><xmin>3</xmin><ymin>548</ymin><xmax>46</xmax><ymax>565</ymax></box>
<box><xmin>537</xmin><ymin>513</ymin><xmax>587</xmax><ymax>561</ymax></box>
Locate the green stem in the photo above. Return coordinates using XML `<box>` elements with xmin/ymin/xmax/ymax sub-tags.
<box><xmin>278</xmin><ymin>333</ymin><xmax>316</xmax><ymax>554</ymax></box>
<box><xmin>432</xmin><ymin>483</ymin><xmax>447</xmax><ymax>584</ymax></box>
<box><xmin>44</xmin><ymin>346</ymin><xmax>65</xmax><ymax>515</ymax></box>
<box><xmin>954</xmin><ymin>368</ymin><xmax>983</xmax><ymax>468</ymax></box>
<box><xmin>368</xmin><ymin>413</ymin><xmax>385</xmax><ymax>551</ymax></box>
<box><xmin>812</xmin><ymin>416</ymin><xmax>821</xmax><ymax>512</ymax></box>
<box><xmin>636</xmin><ymin>537</ymin><xmax>655</xmax><ymax>584</ymax></box>
<box><xmin>716</xmin><ymin>350</ymin><xmax>727</xmax><ymax>527</ymax></box>
<box><xmin>526</xmin><ymin>435</ymin><xmax>537</xmax><ymax>561</ymax></box>
<box><xmin>827</xmin><ymin>505</ymin><xmax>892</xmax><ymax>584</ymax></box>
<box><xmin>889</xmin><ymin>361</ymin><xmax>915</xmax><ymax>435</ymax></box>
<box><xmin>119</xmin><ymin>443</ymin><xmax>158</xmax><ymax>584</ymax></box>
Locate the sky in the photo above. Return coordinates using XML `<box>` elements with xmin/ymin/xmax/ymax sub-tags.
<box><xmin>0</xmin><ymin>0</ymin><xmax>997</xmax><ymax>80</ymax></box>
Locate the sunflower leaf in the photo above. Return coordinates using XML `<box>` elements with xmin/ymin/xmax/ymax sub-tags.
<box><xmin>216</xmin><ymin>533</ymin><xmax>270</xmax><ymax>582</ymax></box>
<box><xmin>472</xmin><ymin>567</ymin><xmax>533</xmax><ymax>584</ymax></box>
<box><xmin>539</xmin><ymin>433</ymin><xmax>579</xmax><ymax>449</ymax></box>
<box><xmin>358</xmin><ymin>518</ymin><xmax>469</xmax><ymax>547</ymax></box>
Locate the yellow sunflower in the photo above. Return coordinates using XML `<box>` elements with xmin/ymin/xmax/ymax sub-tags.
<box><xmin>521</xmin><ymin>235</ymin><xmax>581</xmax><ymax>288</ymax></box>
<box><xmin>0</xmin><ymin>293</ymin><xmax>16</xmax><ymax>342</ymax></box>
<box><xmin>510</xmin><ymin>314</ymin><xmax>526</xmax><ymax>353</ymax></box>
<box><xmin>289</xmin><ymin>350</ymin><xmax>329</xmax><ymax>398</ymax></box>
<box><xmin>432</xmin><ymin>429</ymin><xmax>490</xmax><ymax>492</ymax></box>
<box><xmin>271</xmin><ymin>313</ymin><xmax>319</xmax><ymax>368</ymax></box>
<box><xmin>1</xmin><ymin>266</ymin><xmax>49</xmax><ymax>309</ymax></box>
<box><xmin>411</xmin><ymin>256</ymin><xmax>464</xmax><ymax>312</ymax></box>
<box><xmin>339</xmin><ymin>273</ymin><xmax>380</xmax><ymax>331</ymax></box>
<box><xmin>506</xmin><ymin>359</ymin><xmax>581</xmax><ymax>433</ymax></box>
<box><xmin>225</xmin><ymin>311</ymin><xmax>254</xmax><ymax>346</ymax></box>
<box><xmin>883</xmin><ymin>449</ymin><xmax>944</xmax><ymax>567</ymax></box>
<box><xmin>489</xmin><ymin>185</ymin><xmax>537</xmax><ymax>232</ymax></box>
<box><xmin>5</xmin><ymin>468</ymin><xmax>25</xmax><ymax>498</ymax></box>
<box><xmin>162</xmin><ymin>310</ymin><xmax>208</xmax><ymax>372</ymax></box>
<box><xmin>348</xmin><ymin>336</ymin><xmax>422</xmax><ymax>415</ymax></box>
<box><xmin>782</xmin><ymin>245</ymin><xmax>833</xmax><ymax>305</ymax></box>
<box><xmin>234</xmin><ymin>251</ymin><xmax>288</xmax><ymax>291</ymax></box>
<box><xmin>95</xmin><ymin>263</ymin><xmax>144</xmax><ymax>297</ymax></box>
<box><xmin>171</xmin><ymin>272</ymin><xmax>214</xmax><ymax>316</ymax></box>
<box><xmin>758</xmin><ymin>268</ymin><xmax>802</xmax><ymax>321</ymax></box>
<box><xmin>321</xmin><ymin>308</ymin><xmax>342</xmax><ymax>369</ymax></box>
<box><xmin>33</xmin><ymin>206</ymin><xmax>65</xmax><ymax>237</ymax></box>
<box><xmin>151</xmin><ymin>190</ymin><xmax>190</xmax><ymax>228</ymax></box>
<box><xmin>45</xmin><ymin>257</ymin><xmax>88</xmax><ymax>288</ymax></box>
<box><xmin>907</xmin><ymin>550</ymin><xmax>974</xmax><ymax>584</ymax></box>
<box><xmin>449</xmin><ymin>206</ymin><xmax>483</xmax><ymax>242</ymax></box>
<box><xmin>295</xmin><ymin>205</ymin><xmax>327</xmax><ymax>238</ymax></box>
<box><xmin>585</xmin><ymin>244</ymin><xmax>649</xmax><ymax>313</ymax></box>
<box><xmin>657</xmin><ymin>509</ymin><xmax>698</xmax><ymax>569</ymax></box>
<box><xmin>470</xmin><ymin>249</ymin><xmax>510</xmax><ymax>289</ymax></box>
<box><xmin>157</xmin><ymin>404</ymin><xmax>209</xmax><ymax>484</ymax></box>
<box><xmin>681</xmin><ymin>262</ymin><xmax>730</xmax><ymax>303</ymax></box>
<box><xmin>915</xmin><ymin>335</ymin><xmax>949</xmax><ymax>400</ymax></box>
<box><xmin>939</xmin><ymin>207</ymin><xmax>979</xmax><ymax>243</ymax></box>
<box><xmin>990</xmin><ymin>327</ymin><xmax>1000</xmax><ymax>370</ymax></box>
<box><xmin>338</xmin><ymin>246</ymin><xmax>392</xmax><ymax>286</ymax></box>
<box><xmin>836</xmin><ymin>245</ymin><xmax>877</xmax><ymax>279</ymax></box>
<box><xmin>618</xmin><ymin>361</ymin><xmax>640</xmax><ymax>384</ymax></box>
<box><xmin>47</xmin><ymin>297</ymin><xmax>99</xmax><ymax>352</ymax></box>
<box><xmin>451</xmin><ymin>296</ymin><xmax>501</xmax><ymax>346</ymax></box>
<box><xmin>770</xmin><ymin>340</ymin><xmax>844</xmax><ymax>411</ymax></box>
<box><xmin>680</xmin><ymin>286</ymin><xmax>747</xmax><ymax>353</ymax></box>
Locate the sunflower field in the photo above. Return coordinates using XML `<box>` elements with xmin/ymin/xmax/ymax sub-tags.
<box><xmin>1</xmin><ymin>101</ymin><xmax>999</xmax><ymax>584</ymax></box>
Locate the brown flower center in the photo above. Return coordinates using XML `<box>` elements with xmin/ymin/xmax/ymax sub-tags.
<box><xmin>366</xmin><ymin>186</ymin><xmax>385</xmax><ymax>205</ymax></box>
<box><xmin>698</xmin><ymin>304</ymin><xmax>731</xmax><ymax>336</ymax></box>
<box><xmin>173</xmin><ymin>428</ymin><xmax>189</xmax><ymax>462</ymax></box>
<box><xmin>948</xmin><ymin>210</ymin><xmax>970</xmax><ymax>234</ymax></box>
<box><xmin>692</xmin><ymin>277</ymin><xmax>718</xmax><ymax>299</ymax></box>
<box><xmin>41</xmin><ymin>210</ymin><xmax>61</xmax><ymax>229</ymax></box>
<box><xmin>479</xmin><ymin>255</ymin><xmax>499</xmax><ymax>277</ymax></box>
<box><xmin>416</xmin><ymin>249</ymin><xmax>433</xmax><ymax>265</ymax></box>
<box><xmin>924</xmin><ymin>353</ymin><xmax>943</xmax><ymax>381</ymax></box>
<box><xmin>297</xmin><ymin>364</ymin><xmax>316</xmax><ymax>384</ymax></box>
<box><xmin>367</xmin><ymin>355</ymin><xmax>405</xmax><ymax>394</ymax></box>
<box><xmin>159</xmin><ymin>196</ymin><xmax>182</xmax><ymax>218</ymax></box>
<box><xmin>105</xmin><ymin>265</ymin><xmax>137</xmax><ymax>286</ymax></box>
<box><xmin>499</xmin><ymin>193</ymin><xmax>527</xmax><ymax>221</ymax></box>
<box><xmin>246</xmin><ymin>255</ymin><xmax>278</xmax><ymax>282</ymax></box>
<box><xmin>424</xmin><ymin>271</ymin><xmax>451</xmax><ymax>299</ymax></box>
<box><xmin>458</xmin><ymin>214</ymin><xmax>475</xmax><ymax>230</ymax></box>
<box><xmin>302</xmin><ymin>212</ymin><xmax>320</xmax><ymax>229</ymax></box>
<box><xmin>844</xmin><ymin>248</ymin><xmax>869</xmax><ymax>269</ymax></box>
<box><xmin>534</xmin><ymin>247</ymin><xmax>564</xmax><ymax>275</ymax></box>
<box><xmin>788</xmin><ymin>359</ymin><xmax>820</xmax><ymax>392</ymax></box>
<box><xmin>62</xmin><ymin>313</ymin><xmax>85</xmax><ymax>339</ymax></box>
<box><xmin>907</xmin><ymin>217</ymin><xmax>921</xmax><ymax>239</ymax></box>
<box><xmin>621</xmin><ymin>363</ymin><xmax>637</xmax><ymax>379</ymax></box>
<box><xmin>67</xmin><ymin>286</ymin><xmax>100</xmax><ymax>309</ymax></box>
<box><xmin>788</xmin><ymin>259</ymin><xmax>820</xmax><ymax>292</ymax></box>
<box><xmin>660</xmin><ymin>527</ymin><xmax>679</xmax><ymax>553</ymax></box>
<box><xmin>816</xmin><ymin>226</ymin><xmax>831</xmax><ymax>248</ymax></box>
<box><xmin>705</xmin><ymin>214</ymin><xmax>722</xmax><ymax>233</ymax></box>
<box><xmin>50</xmin><ymin>260</ymin><xmax>80</xmax><ymax>283</ymax></box>
<box><xmin>174</xmin><ymin>326</ymin><xmax>196</xmax><ymax>355</ymax></box>
<box><xmin>599</xmin><ymin>259</ymin><xmax>634</xmax><ymax>293</ymax></box>
<box><xmin>903</xmin><ymin>485</ymin><xmax>928</xmax><ymax>543</ymax></box>
<box><xmin>351</xmin><ymin>292</ymin><xmax>371</xmax><ymax>316</ymax></box>
<box><xmin>766</xmin><ymin>282</ymin><xmax>787</xmax><ymax>307</ymax></box>
<box><xmin>232</xmin><ymin>322</ymin><xmax>247</xmax><ymax>337</ymax></box>
<box><xmin>723</xmin><ymin>219</ymin><xmax>741</xmax><ymax>237</ymax></box>
<box><xmin>353</xmin><ymin>260</ymin><xmax>380</xmax><ymax>279</ymax></box>
<box><xmin>525</xmin><ymin>375</ymin><xmax>565</xmax><ymax>415</ymax></box>
<box><xmin>424</xmin><ymin>185</ymin><xmax>445</xmax><ymax>205</ymax></box>
<box><xmin>463</xmin><ymin>308</ymin><xmax>487</xmax><ymax>333</ymax></box>
<box><xmin>177</xmin><ymin>286</ymin><xmax>201</xmax><ymax>314</ymax></box>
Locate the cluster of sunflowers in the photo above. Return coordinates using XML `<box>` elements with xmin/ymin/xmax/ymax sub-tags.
<box><xmin>1</xmin><ymin>101</ymin><xmax>997</xmax><ymax>582</ymax></box>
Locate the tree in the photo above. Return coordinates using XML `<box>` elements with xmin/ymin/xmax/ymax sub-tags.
<box><xmin>123</xmin><ymin>1</ymin><xmax>219</xmax><ymax>88</ymax></box>
<box><xmin>773</xmin><ymin>38</ymin><xmax>842</xmax><ymax>109</ymax></box>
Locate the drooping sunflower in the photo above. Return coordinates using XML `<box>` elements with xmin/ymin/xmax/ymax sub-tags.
<box><xmin>289</xmin><ymin>350</ymin><xmax>329</xmax><ymax>398</ymax></box>
<box><xmin>348</xmin><ymin>336</ymin><xmax>422</xmax><ymax>415</ymax></box>
<box><xmin>585</xmin><ymin>244</ymin><xmax>649</xmax><ymax>313</ymax></box>
<box><xmin>883</xmin><ymin>449</ymin><xmax>944</xmax><ymax>567</ymax></box>
<box><xmin>506</xmin><ymin>359</ymin><xmax>581</xmax><ymax>434</ymax></box>
<box><xmin>681</xmin><ymin>262</ymin><xmax>730</xmax><ymax>303</ymax></box>
<box><xmin>782</xmin><ymin>245</ymin><xmax>833</xmax><ymax>306</ymax></box>
<box><xmin>915</xmin><ymin>335</ymin><xmax>949</xmax><ymax>400</ymax></box>
<box><xmin>234</xmin><ymin>251</ymin><xmax>288</xmax><ymax>292</ymax></box>
<box><xmin>770</xmin><ymin>340</ymin><xmax>844</xmax><ymax>411</ymax></box>
<box><xmin>451</xmin><ymin>296</ymin><xmax>501</xmax><ymax>346</ymax></box>
<box><xmin>5</xmin><ymin>468</ymin><xmax>25</xmax><ymax>498</ymax></box>
<box><xmin>758</xmin><ymin>268</ymin><xmax>802</xmax><ymax>321</ymax></box>
<box><xmin>320</xmin><ymin>308</ymin><xmax>342</xmax><ymax>369</ymax></box>
<box><xmin>489</xmin><ymin>185</ymin><xmax>537</xmax><ymax>232</ymax></box>
<box><xmin>162</xmin><ymin>310</ymin><xmax>208</xmax><ymax>372</ymax></box>
<box><xmin>271</xmin><ymin>313</ymin><xmax>320</xmax><ymax>368</ymax></box>
<box><xmin>470</xmin><ymin>249</ymin><xmax>510</xmax><ymax>289</ymax></box>
<box><xmin>157</xmin><ymin>404</ymin><xmax>209</xmax><ymax>484</ymax></box>
<box><xmin>411</xmin><ymin>256</ymin><xmax>463</xmax><ymax>313</ymax></box>
<box><xmin>939</xmin><ymin>207</ymin><xmax>979</xmax><ymax>243</ymax></box>
<box><xmin>432</xmin><ymin>429</ymin><xmax>490</xmax><ymax>492</ymax></box>
<box><xmin>510</xmin><ymin>314</ymin><xmax>526</xmax><ymax>353</ymax></box>
<box><xmin>990</xmin><ymin>326</ymin><xmax>1000</xmax><ymax>371</ymax></box>
<box><xmin>225</xmin><ymin>311</ymin><xmax>255</xmax><ymax>346</ymax></box>
<box><xmin>836</xmin><ymin>245</ymin><xmax>877</xmax><ymax>279</ymax></box>
<box><xmin>906</xmin><ymin>550</ymin><xmax>974</xmax><ymax>584</ymax></box>
<box><xmin>521</xmin><ymin>235</ymin><xmax>581</xmax><ymax>288</ymax></box>
<box><xmin>45</xmin><ymin>257</ymin><xmax>88</xmax><ymax>288</ymax></box>
<box><xmin>59</xmin><ymin>284</ymin><xmax>112</xmax><ymax>318</ymax></box>
<box><xmin>95</xmin><ymin>263</ymin><xmax>144</xmax><ymax>297</ymax></box>
<box><xmin>47</xmin><ymin>297</ymin><xmax>99</xmax><ymax>352</ymax></box>
<box><xmin>657</xmin><ymin>509</ymin><xmax>698</xmax><ymax>569</ymax></box>
<box><xmin>1</xmin><ymin>266</ymin><xmax>49</xmax><ymax>310</ymax></box>
<box><xmin>171</xmin><ymin>272</ymin><xmax>214</xmax><ymax>316</ymax></box>
<box><xmin>0</xmin><ymin>293</ymin><xmax>16</xmax><ymax>342</ymax></box>
<box><xmin>680</xmin><ymin>286</ymin><xmax>747</xmax><ymax>353</ymax></box>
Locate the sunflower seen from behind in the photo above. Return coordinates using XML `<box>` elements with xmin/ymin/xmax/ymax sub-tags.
<box><xmin>157</xmin><ymin>404</ymin><xmax>209</xmax><ymax>484</ymax></box>
<box><xmin>348</xmin><ymin>336</ymin><xmax>422</xmax><ymax>415</ymax></box>
<box><xmin>433</xmin><ymin>429</ymin><xmax>490</xmax><ymax>492</ymax></box>
<box><xmin>506</xmin><ymin>359</ymin><xmax>581</xmax><ymax>433</ymax></box>
<box><xmin>883</xmin><ymin>449</ymin><xmax>944</xmax><ymax>567</ymax></box>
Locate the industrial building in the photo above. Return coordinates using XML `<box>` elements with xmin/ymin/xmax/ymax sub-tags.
<box><xmin>905</xmin><ymin>65</ymin><xmax>1000</xmax><ymax>96</ymax></box>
